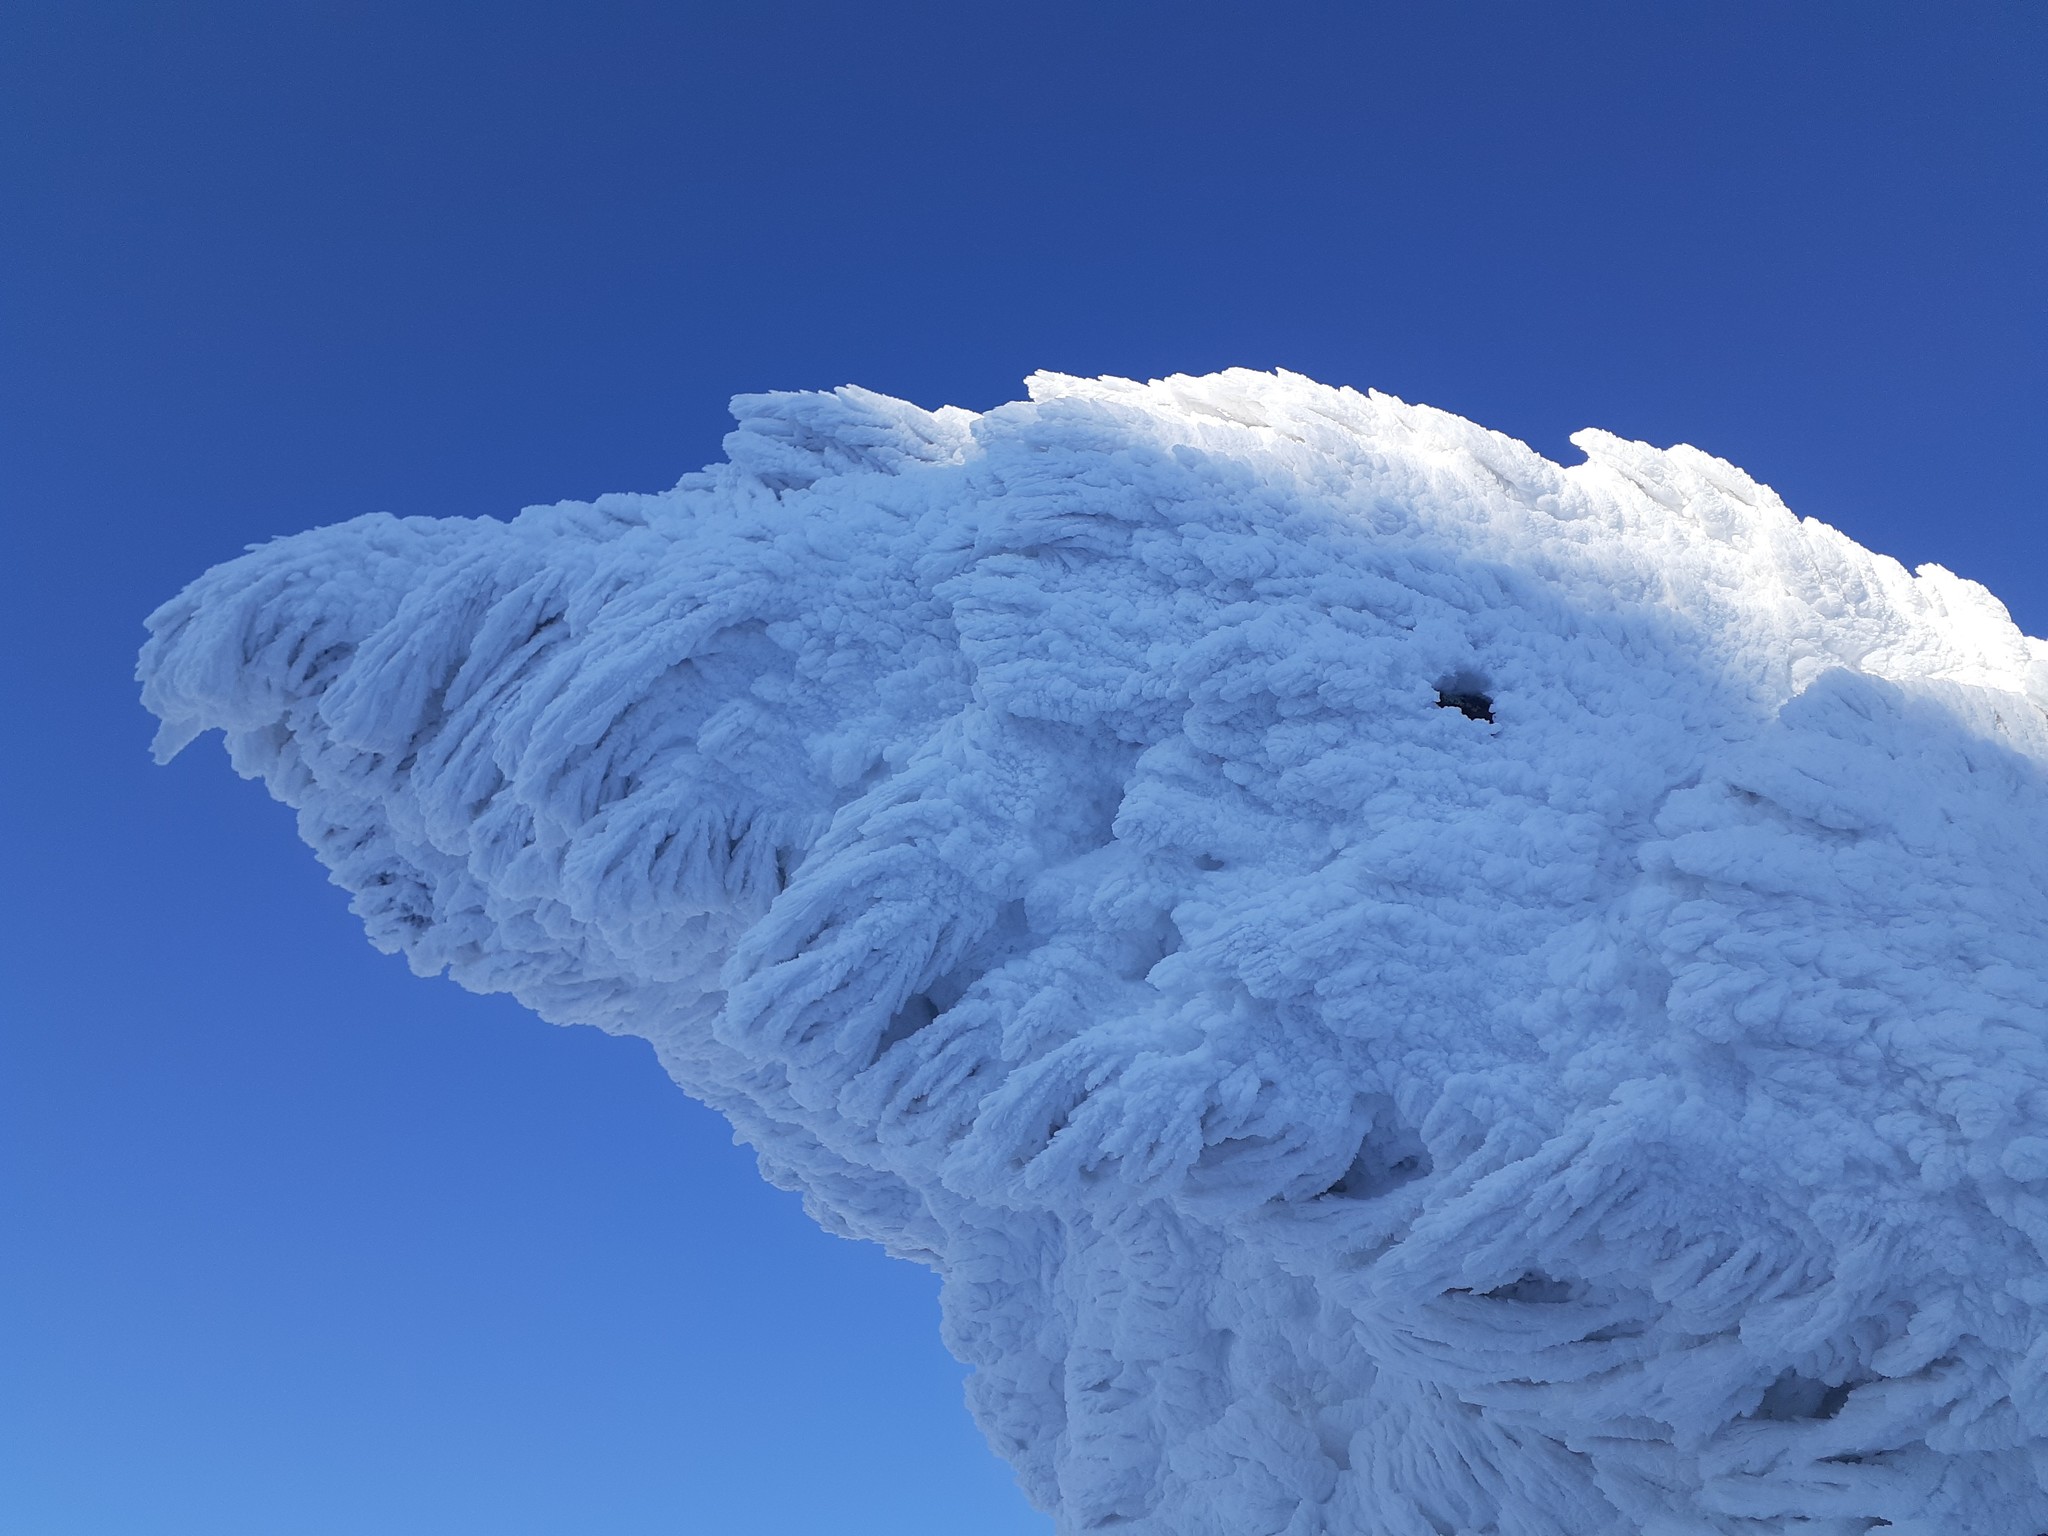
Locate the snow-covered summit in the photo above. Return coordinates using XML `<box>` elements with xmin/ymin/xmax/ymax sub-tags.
<box><xmin>141</xmin><ymin>370</ymin><xmax>2048</xmax><ymax>1533</ymax></box>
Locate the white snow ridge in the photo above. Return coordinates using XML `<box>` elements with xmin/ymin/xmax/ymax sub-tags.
<box><xmin>141</xmin><ymin>371</ymin><xmax>2048</xmax><ymax>1534</ymax></box>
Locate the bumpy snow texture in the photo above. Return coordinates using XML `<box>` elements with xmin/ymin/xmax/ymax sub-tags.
<box><xmin>142</xmin><ymin>372</ymin><xmax>2048</xmax><ymax>1535</ymax></box>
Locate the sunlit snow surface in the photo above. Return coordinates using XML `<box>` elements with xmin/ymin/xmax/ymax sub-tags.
<box><xmin>142</xmin><ymin>372</ymin><xmax>2048</xmax><ymax>1534</ymax></box>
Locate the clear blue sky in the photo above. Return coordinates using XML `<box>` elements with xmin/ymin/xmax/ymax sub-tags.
<box><xmin>2</xmin><ymin>5</ymin><xmax>2041</xmax><ymax>1534</ymax></box>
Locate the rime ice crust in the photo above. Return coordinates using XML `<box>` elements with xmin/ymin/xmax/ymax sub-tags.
<box><xmin>141</xmin><ymin>371</ymin><xmax>2048</xmax><ymax>1534</ymax></box>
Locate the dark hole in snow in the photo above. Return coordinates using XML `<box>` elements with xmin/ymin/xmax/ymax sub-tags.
<box><xmin>1437</xmin><ymin>689</ymin><xmax>1494</xmax><ymax>722</ymax></box>
<box><xmin>1116</xmin><ymin>910</ymin><xmax>1184</xmax><ymax>982</ymax></box>
<box><xmin>872</xmin><ymin>992</ymin><xmax>938</xmax><ymax>1062</ymax></box>
<box><xmin>1319</xmin><ymin>1108</ymin><xmax>1431</xmax><ymax>1200</ymax></box>
<box><xmin>1483</xmin><ymin>1271</ymin><xmax>1576</xmax><ymax>1304</ymax></box>
<box><xmin>1194</xmin><ymin>853</ymin><xmax>1224</xmax><ymax>871</ymax></box>
<box><xmin>1434</xmin><ymin>670</ymin><xmax>1494</xmax><ymax>722</ymax></box>
<box><xmin>1755</xmin><ymin>1370</ymin><xmax>1854</xmax><ymax>1422</ymax></box>
<box><xmin>870</xmin><ymin>958</ymin><xmax>991</xmax><ymax>1069</ymax></box>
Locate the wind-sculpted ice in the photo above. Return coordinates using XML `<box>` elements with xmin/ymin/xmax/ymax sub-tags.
<box><xmin>141</xmin><ymin>371</ymin><xmax>2048</xmax><ymax>1534</ymax></box>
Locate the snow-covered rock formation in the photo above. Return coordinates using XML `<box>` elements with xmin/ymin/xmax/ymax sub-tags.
<box><xmin>140</xmin><ymin>371</ymin><xmax>2048</xmax><ymax>1534</ymax></box>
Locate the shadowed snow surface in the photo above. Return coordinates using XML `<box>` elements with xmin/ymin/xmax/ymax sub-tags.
<box><xmin>141</xmin><ymin>371</ymin><xmax>2048</xmax><ymax>1534</ymax></box>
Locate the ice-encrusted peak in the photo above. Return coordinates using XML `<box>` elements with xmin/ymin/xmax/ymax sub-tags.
<box><xmin>141</xmin><ymin>371</ymin><xmax>2048</xmax><ymax>1532</ymax></box>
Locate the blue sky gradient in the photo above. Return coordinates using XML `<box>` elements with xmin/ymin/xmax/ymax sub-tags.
<box><xmin>3</xmin><ymin>5</ymin><xmax>2042</xmax><ymax>1533</ymax></box>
